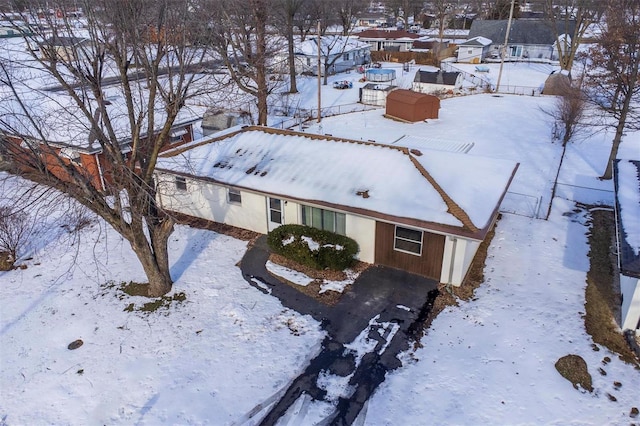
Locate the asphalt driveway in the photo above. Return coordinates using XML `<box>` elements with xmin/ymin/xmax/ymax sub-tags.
<box><xmin>241</xmin><ymin>236</ymin><xmax>438</xmax><ymax>425</ymax></box>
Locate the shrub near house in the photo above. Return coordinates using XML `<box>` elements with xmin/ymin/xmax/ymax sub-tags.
<box><xmin>268</xmin><ymin>224</ymin><xmax>359</xmax><ymax>271</ymax></box>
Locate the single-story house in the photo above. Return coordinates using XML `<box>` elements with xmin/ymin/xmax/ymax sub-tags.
<box><xmin>385</xmin><ymin>89</ymin><xmax>440</xmax><ymax>121</ymax></box>
<box><xmin>467</xmin><ymin>19</ymin><xmax>577</xmax><ymax>62</ymax></box>
<box><xmin>355</xmin><ymin>29</ymin><xmax>420</xmax><ymax>52</ymax></box>
<box><xmin>40</xmin><ymin>36</ymin><xmax>90</xmax><ymax>61</ymax></box>
<box><xmin>456</xmin><ymin>36</ymin><xmax>492</xmax><ymax>63</ymax></box>
<box><xmin>290</xmin><ymin>36</ymin><xmax>371</xmax><ymax>75</ymax></box>
<box><xmin>0</xmin><ymin>25</ymin><xmax>32</xmax><ymax>38</ymax></box>
<box><xmin>1</xmin><ymin>87</ymin><xmax>200</xmax><ymax>192</ymax></box>
<box><xmin>355</xmin><ymin>13</ymin><xmax>391</xmax><ymax>28</ymax></box>
<box><xmin>613</xmin><ymin>159</ymin><xmax>640</xmax><ymax>335</ymax></box>
<box><xmin>412</xmin><ymin>69</ymin><xmax>463</xmax><ymax>94</ymax></box>
<box><xmin>154</xmin><ymin>126</ymin><xmax>519</xmax><ymax>285</ymax></box>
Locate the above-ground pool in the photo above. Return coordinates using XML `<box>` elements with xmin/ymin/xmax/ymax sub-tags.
<box><xmin>365</xmin><ymin>68</ymin><xmax>396</xmax><ymax>82</ymax></box>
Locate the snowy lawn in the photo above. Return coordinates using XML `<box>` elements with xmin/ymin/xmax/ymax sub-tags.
<box><xmin>366</xmin><ymin>198</ymin><xmax>640</xmax><ymax>425</ymax></box>
<box><xmin>0</xmin><ymin>190</ymin><xmax>325</xmax><ymax>424</ymax></box>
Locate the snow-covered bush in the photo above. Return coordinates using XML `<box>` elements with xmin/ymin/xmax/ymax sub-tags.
<box><xmin>267</xmin><ymin>224</ymin><xmax>358</xmax><ymax>271</ymax></box>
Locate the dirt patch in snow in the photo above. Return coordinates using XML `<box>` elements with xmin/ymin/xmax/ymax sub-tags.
<box><xmin>268</xmin><ymin>253</ymin><xmax>370</xmax><ymax>306</ymax></box>
<box><xmin>170</xmin><ymin>211</ymin><xmax>261</xmax><ymax>242</ymax></box>
<box><xmin>585</xmin><ymin>209</ymin><xmax>639</xmax><ymax>366</ymax></box>
<box><xmin>555</xmin><ymin>354</ymin><xmax>593</xmax><ymax>392</ymax></box>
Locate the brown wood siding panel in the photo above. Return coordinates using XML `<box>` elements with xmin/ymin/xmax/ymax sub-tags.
<box><xmin>374</xmin><ymin>221</ymin><xmax>445</xmax><ymax>280</ymax></box>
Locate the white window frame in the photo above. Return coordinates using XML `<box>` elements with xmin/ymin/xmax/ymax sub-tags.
<box><xmin>227</xmin><ymin>188</ymin><xmax>242</xmax><ymax>204</ymax></box>
<box><xmin>393</xmin><ymin>225</ymin><xmax>423</xmax><ymax>256</ymax></box>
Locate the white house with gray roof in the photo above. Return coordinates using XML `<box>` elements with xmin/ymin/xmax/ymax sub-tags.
<box><xmin>467</xmin><ymin>19</ymin><xmax>577</xmax><ymax>62</ymax></box>
<box><xmin>155</xmin><ymin>126</ymin><xmax>519</xmax><ymax>285</ymax></box>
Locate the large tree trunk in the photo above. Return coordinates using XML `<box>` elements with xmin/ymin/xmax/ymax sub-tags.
<box><xmin>254</xmin><ymin>0</ymin><xmax>269</xmax><ymax>125</ymax></box>
<box><xmin>287</xmin><ymin>13</ymin><xmax>298</xmax><ymax>94</ymax></box>
<box><xmin>601</xmin><ymin>118</ymin><xmax>626</xmax><ymax>180</ymax></box>
<box><xmin>129</xmin><ymin>218</ymin><xmax>174</xmax><ymax>297</ymax></box>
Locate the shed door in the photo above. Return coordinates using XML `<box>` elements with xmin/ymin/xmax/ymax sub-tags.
<box><xmin>267</xmin><ymin>198</ymin><xmax>283</xmax><ymax>232</ymax></box>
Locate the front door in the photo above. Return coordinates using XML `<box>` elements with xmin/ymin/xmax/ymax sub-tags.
<box><xmin>268</xmin><ymin>197</ymin><xmax>283</xmax><ymax>232</ymax></box>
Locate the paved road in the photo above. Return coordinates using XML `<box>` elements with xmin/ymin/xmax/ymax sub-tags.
<box><xmin>241</xmin><ymin>236</ymin><xmax>438</xmax><ymax>425</ymax></box>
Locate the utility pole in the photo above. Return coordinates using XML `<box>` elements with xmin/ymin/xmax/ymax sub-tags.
<box><xmin>496</xmin><ymin>0</ymin><xmax>515</xmax><ymax>92</ymax></box>
<box><xmin>317</xmin><ymin>20</ymin><xmax>322</xmax><ymax>123</ymax></box>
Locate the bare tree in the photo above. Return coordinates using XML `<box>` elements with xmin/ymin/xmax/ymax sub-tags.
<box><xmin>336</xmin><ymin>0</ymin><xmax>368</xmax><ymax>36</ymax></box>
<box><xmin>0</xmin><ymin>206</ymin><xmax>31</xmax><ymax>270</ymax></box>
<box><xmin>488</xmin><ymin>0</ymin><xmax>521</xmax><ymax>19</ymax></box>
<box><xmin>206</xmin><ymin>0</ymin><xmax>281</xmax><ymax>125</ymax></box>
<box><xmin>582</xmin><ymin>0</ymin><xmax>640</xmax><ymax>179</ymax></box>
<box><xmin>551</xmin><ymin>85</ymin><xmax>587</xmax><ymax>146</ymax></box>
<box><xmin>541</xmin><ymin>0</ymin><xmax>604</xmax><ymax>71</ymax></box>
<box><xmin>274</xmin><ymin>0</ymin><xmax>307</xmax><ymax>93</ymax></box>
<box><xmin>0</xmin><ymin>0</ymin><xmax>216</xmax><ymax>296</ymax></box>
<box><xmin>425</xmin><ymin>0</ymin><xmax>454</xmax><ymax>64</ymax></box>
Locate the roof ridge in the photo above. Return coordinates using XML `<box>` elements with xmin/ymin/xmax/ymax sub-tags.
<box><xmin>405</xmin><ymin>150</ymin><xmax>479</xmax><ymax>232</ymax></box>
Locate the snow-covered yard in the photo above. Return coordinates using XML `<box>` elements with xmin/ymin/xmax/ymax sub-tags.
<box><xmin>1</xmin><ymin>59</ymin><xmax>639</xmax><ymax>424</ymax></box>
<box><xmin>0</xmin><ymin>201</ymin><xmax>325</xmax><ymax>424</ymax></box>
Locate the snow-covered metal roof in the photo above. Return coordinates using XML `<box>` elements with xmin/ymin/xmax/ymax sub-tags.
<box><xmin>156</xmin><ymin>127</ymin><xmax>519</xmax><ymax>236</ymax></box>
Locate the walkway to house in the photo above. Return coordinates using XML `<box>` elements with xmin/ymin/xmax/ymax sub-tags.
<box><xmin>239</xmin><ymin>236</ymin><xmax>438</xmax><ymax>425</ymax></box>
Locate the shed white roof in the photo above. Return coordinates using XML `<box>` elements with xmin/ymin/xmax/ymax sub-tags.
<box><xmin>156</xmin><ymin>127</ymin><xmax>519</xmax><ymax>235</ymax></box>
<box><xmin>460</xmin><ymin>36</ymin><xmax>493</xmax><ymax>46</ymax></box>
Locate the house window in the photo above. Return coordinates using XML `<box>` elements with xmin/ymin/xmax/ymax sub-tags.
<box><xmin>269</xmin><ymin>198</ymin><xmax>282</xmax><ymax>224</ymax></box>
<box><xmin>307</xmin><ymin>58</ymin><xmax>311</xmax><ymax>66</ymax></box>
<box><xmin>343</xmin><ymin>53</ymin><xmax>349</xmax><ymax>61</ymax></box>
<box><xmin>394</xmin><ymin>226</ymin><xmax>423</xmax><ymax>256</ymax></box>
<box><xmin>175</xmin><ymin>176</ymin><xmax>187</xmax><ymax>191</ymax></box>
<box><xmin>228</xmin><ymin>188</ymin><xmax>242</xmax><ymax>204</ymax></box>
<box><xmin>301</xmin><ymin>205</ymin><xmax>345</xmax><ymax>235</ymax></box>
<box><xmin>509</xmin><ymin>45</ymin><xmax>523</xmax><ymax>57</ymax></box>
<box><xmin>169</xmin><ymin>128</ymin><xmax>188</xmax><ymax>143</ymax></box>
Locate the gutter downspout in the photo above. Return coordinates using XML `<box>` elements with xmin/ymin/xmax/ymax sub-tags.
<box><xmin>447</xmin><ymin>236</ymin><xmax>458</xmax><ymax>286</ymax></box>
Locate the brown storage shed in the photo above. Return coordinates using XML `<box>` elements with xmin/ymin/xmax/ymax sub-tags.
<box><xmin>385</xmin><ymin>89</ymin><xmax>440</xmax><ymax>122</ymax></box>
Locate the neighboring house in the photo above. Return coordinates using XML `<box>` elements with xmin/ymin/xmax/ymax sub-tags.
<box><xmin>0</xmin><ymin>25</ymin><xmax>32</xmax><ymax>38</ymax></box>
<box><xmin>291</xmin><ymin>36</ymin><xmax>371</xmax><ymax>75</ymax></box>
<box><xmin>412</xmin><ymin>69</ymin><xmax>463</xmax><ymax>94</ymax></box>
<box><xmin>40</xmin><ymin>36</ymin><xmax>90</xmax><ymax>61</ymax></box>
<box><xmin>1</xmin><ymin>89</ymin><xmax>200</xmax><ymax>192</ymax></box>
<box><xmin>456</xmin><ymin>36</ymin><xmax>493</xmax><ymax>63</ymax></box>
<box><xmin>467</xmin><ymin>19</ymin><xmax>577</xmax><ymax>62</ymax></box>
<box><xmin>355</xmin><ymin>13</ymin><xmax>391</xmax><ymax>28</ymax></box>
<box><xmin>154</xmin><ymin>126</ymin><xmax>519</xmax><ymax>285</ymax></box>
<box><xmin>355</xmin><ymin>29</ymin><xmax>420</xmax><ymax>52</ymax></box>
<box><xmin>613</xmin><ymin>159</ymin><xmax>640</xmax><ymax>335</ymax></box>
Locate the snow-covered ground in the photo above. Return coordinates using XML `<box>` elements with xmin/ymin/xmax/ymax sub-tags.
<box><xmin>1</xmin><ymin>58</ymin><xmax>639</xmax><ymax>425</ymax></box>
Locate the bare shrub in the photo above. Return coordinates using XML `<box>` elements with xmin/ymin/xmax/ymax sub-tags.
<box><xmin>0</xmin><ymin>206</ymin><xmax>33</xmax><ymax>270</ymax></box>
